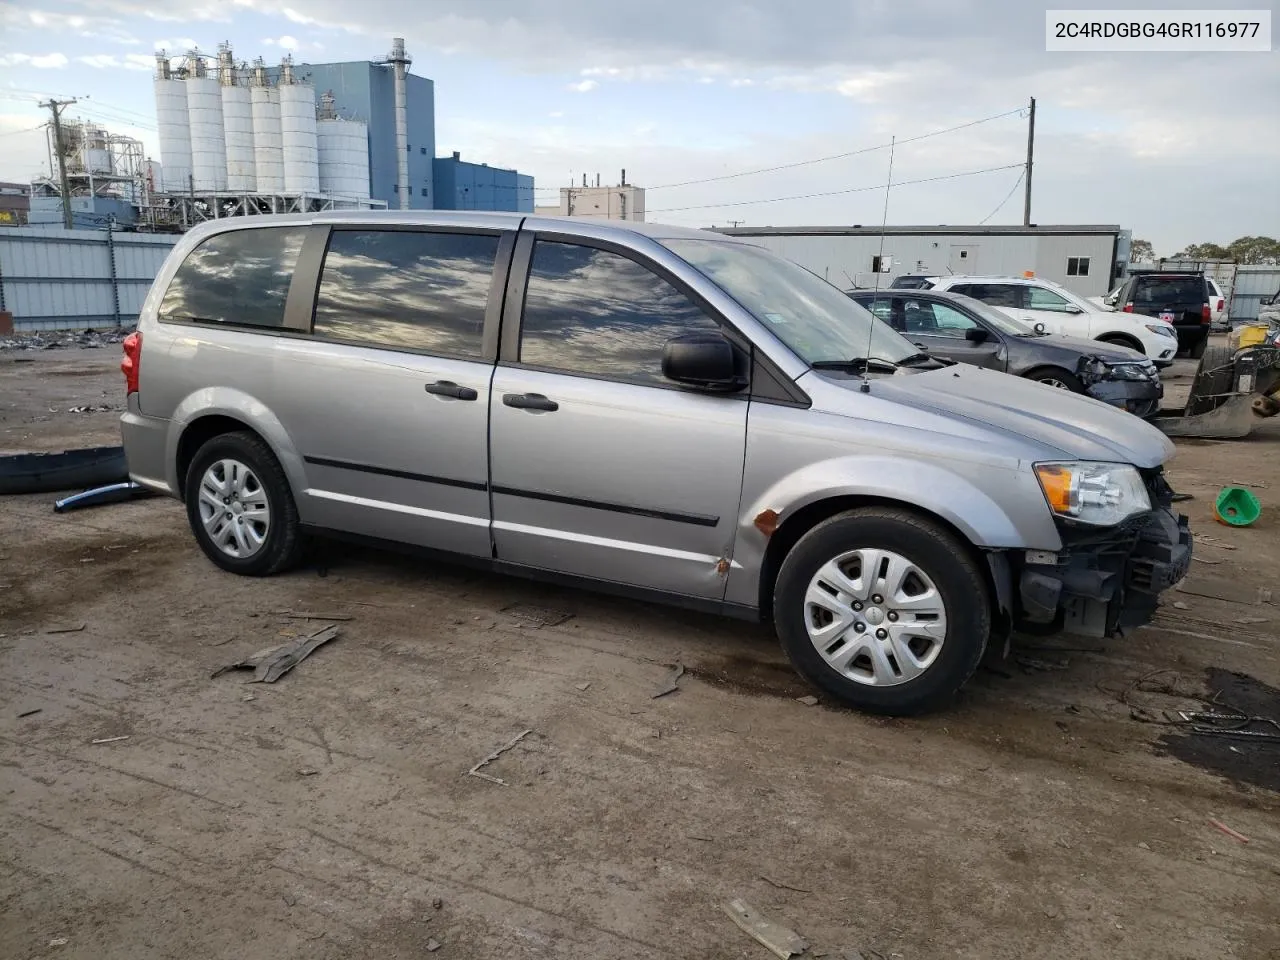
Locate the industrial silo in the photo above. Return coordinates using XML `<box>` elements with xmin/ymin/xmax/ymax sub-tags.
<box><xmin>278</xmin><ymin>56</ymin><xmax>319</xmax><ymax>194</ymax></box>
<box><xmin>219</xmin><ymin>44</ymin><xmax>256</xmax><ymax>192</ymax></box>
<box><xmin>153</xmin><ymin>53</ymin><xmax>192</xmax><ymax>194</ymax></box>
<box><xmin>249</xmin><ymin>59</ymin><xmax>284</xmax><ymax>193</ymax></box>
<box><xmin>186</xmin><ymin>55</ymin><xmax>228</xmax><ymax>192</ymax></box>
<box><xmin>84</xmin><ymin>125</ymin><xmax>113</xmax><ymax>175</ymax></box>
<box><xmin>316</xmin><ymin>92</ymin><xmax>370</xmax><ymax>200</ymax></box>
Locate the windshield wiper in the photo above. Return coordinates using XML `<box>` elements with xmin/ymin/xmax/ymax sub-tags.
<box><xmin>810</xmin><ymin>357</ymin><xmax>901</xmax><ymax>373</ymax></box>
<box><xmin>897</xmin><ymin>352</ymin><xmax>934</xmax><ymax>366</ymax></box>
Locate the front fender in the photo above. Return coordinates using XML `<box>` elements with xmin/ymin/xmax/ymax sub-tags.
<box><xmin>725</xmin><ymin>454</ymin><xmax>1062</xmax><ymax>609</ymax></box>
<box><xmin>166</xmin><ymin>387</ymin><xmax>307</xmax><ymax>498</ymax></box>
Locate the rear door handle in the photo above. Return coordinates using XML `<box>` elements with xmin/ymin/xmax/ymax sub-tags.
<box><xmin>503</xmin><ymin>392</ymin><xmax>559</xmax><ymax>412</ymax></box>
<box><xmin>425</xmin><ymin>380</ymin><xmax>478</xmax><ymax>401</ymax></box>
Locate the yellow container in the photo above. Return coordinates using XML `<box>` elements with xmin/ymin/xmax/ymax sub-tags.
<box><xmin>1230</xmin><ymin>323</ymin><xmax>1270</xmax><ymax>350</ymax></box>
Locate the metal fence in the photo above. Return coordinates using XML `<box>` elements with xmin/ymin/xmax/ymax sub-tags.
<box><xmin>0</xmin><ymin>226</ymin><xmax>177</xmax><ymax>332</ymax></box>
<box><xmin>1230</xmin><ymin>265</ymin><xmax>1280</xmax><ymax>322</ymax></box>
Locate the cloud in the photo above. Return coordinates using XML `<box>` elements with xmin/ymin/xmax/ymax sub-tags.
<box><xmin>278</xmin><ymin>35</ymin><xmax>299</xmax><ymax>51</ymax></box>
<box><xmin>0</xmin><ymin>52</ymin><xmax>69</xmax><ymax>69</ymax></box>
<box><xmin>567</xmin><ymin>79</ymin><xmax>597</xmax><ymax>93</ymax></box>
<box><xmin>76</xmin><ymin>53</ymin><xmax>154</xmax><ymax>71</ymax></box>
<box><xmin>154</xmin><ymin>37</ymin><xmax>200</xmax><ymax>51</ymax></box>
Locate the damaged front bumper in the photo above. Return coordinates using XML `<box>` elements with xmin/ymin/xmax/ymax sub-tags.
<box><xmin>1080</xmin><ymin>358</ymin><xmax>1163</xmax><ymax>419</ymax></box>
<box><xmin>1013</xmin><ymin>472</ymin><xmax>1192</xmax><ymax>637</ymax></box>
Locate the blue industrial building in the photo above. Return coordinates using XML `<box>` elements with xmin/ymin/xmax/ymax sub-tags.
<box><xmin>432</xmin><ymin>152</ymin><xmax>534</xmax><ymax>213</ymax></box>
<box><xmin>272</xmin><ymin>58</ymin><xmax>534</xmax><ymax>213</ymax></box>
<box><xmin>276</xmin><ymin>59</ymin><xmax>436</xmax><ymax>209</ymax></box>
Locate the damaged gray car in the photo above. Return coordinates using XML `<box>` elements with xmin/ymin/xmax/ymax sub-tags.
<box><xmin>851</xmin><ymin>289</ymin><xmax>1163</xmax><ymax>418</ymax></box>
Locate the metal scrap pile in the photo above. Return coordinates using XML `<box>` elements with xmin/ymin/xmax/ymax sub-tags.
<box><xmin>0</xmin><ymin>327</ymin><xmax>136</xmax><ymax>352</ymax></box>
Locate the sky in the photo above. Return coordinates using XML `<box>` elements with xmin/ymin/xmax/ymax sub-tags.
<box><xmin>0</xmin><ymin>0</ymin><xmax>1276</xmax><ymax>254</ymax></box>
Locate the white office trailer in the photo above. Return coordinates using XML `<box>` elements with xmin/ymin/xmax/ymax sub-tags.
<box><xmin>715</xmin><ymin>225</ymin><xmax>1128</xmax><ymax>299</ymax></box>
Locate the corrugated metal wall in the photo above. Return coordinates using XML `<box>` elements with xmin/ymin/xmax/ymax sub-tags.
<box><xmin>0</xmin><ymin>228</ymin><xmax>176</xmax><ymax>332</ymax></box>
<box><xmin>1229</xmin><ymin>265</ymin><xmax>1280</xmax><ymax>322</ymax></box>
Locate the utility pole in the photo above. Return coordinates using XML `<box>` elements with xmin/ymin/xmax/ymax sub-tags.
<box><xmin>41</xmin><ymin>97</ymin><xmax>78</xmax><ymax>229</ymax></box>
<box><xmin>1023</xmin><ymin>96</ymin><xmax>1036</xmax><ymax>227</ymax></box>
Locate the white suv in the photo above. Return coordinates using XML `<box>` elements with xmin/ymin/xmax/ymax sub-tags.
<box><xmin>923</xmin><ymin>276</ymin><xmax>1179</xmax><ymax>366</ymax></box>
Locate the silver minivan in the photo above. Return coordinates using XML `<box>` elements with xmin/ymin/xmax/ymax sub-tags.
<box><xmin>121</xmin><ymin>212</ymin><xmax>1191</xmax><ymax>714</ymax></box>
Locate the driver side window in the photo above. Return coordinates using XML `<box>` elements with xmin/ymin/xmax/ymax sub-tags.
<box><xmin>1026</xmin><ymin>286</ymin><xmax>1076</xmax><ymax>312</ymax></box>
<box><xmin>519</xmin><ymin>240</ymin><xmax>725</xmax><ymax>387</ymax></box>
<box><xmin>927</xmin><ymin>302</ymin><xmax>980</xmax><ymax>337</ymax></box>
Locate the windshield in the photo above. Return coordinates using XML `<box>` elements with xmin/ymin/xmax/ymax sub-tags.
<box><xmin>663</xmin><ymin>238</ymin><xmax>916</xmax><ymax>365</ymax></box>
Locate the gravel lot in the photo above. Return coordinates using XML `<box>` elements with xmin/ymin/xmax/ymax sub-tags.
<box><xmin>2</xmin><ymin>347</ymin><xmax>1278</xmax><ymax>960</ymax></box>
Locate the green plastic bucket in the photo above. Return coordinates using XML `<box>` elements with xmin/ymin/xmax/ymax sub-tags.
<box><xmin>1213</xmin><ymin>487</ymin><xmax>1261</xmax><ymax>527</ymax></box>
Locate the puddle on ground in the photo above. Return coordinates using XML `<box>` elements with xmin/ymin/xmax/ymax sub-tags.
<box><xmin>1156</xmin><ymin>667</ymin><xmax>1280</xmax><ymax>793</ymax></box>
<box><xmin>687</xmin><ymin>654</ymin><xmax>811</xmax><ymax>700</ymax></box>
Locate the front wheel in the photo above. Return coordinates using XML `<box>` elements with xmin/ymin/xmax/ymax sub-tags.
<box><xmin>184</xmin><ymin>431</ymin><xmax>304</xmax><ymax>576</ymax></box>
<box><xmin>773</xmin><ymin>508</ymin><xmax>990</xmax><ymax>715</ymax></box>
<box><xmin>1027</xmin><ymin>367</ymin><xmax>1083</xmax><ymax>392</ymax></box>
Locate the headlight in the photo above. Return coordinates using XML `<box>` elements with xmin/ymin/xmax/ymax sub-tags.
<box><xmin>1145</xmin><ymin>323</ymin><xmax>1177</xmax><ymax>338</ymax></box>
<box><xmin>1102</xmin><ymin>362</ymin><xmax>1156</xmax><ymax>381</ymax></box>
<box><xmin>1034</xmin><ymin>461</ymin><xmax>1151</xmax><ymax>526</ymax></box>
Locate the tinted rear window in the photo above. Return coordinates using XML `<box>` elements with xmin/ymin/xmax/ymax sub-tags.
<box><xmin>159</xmin><ymin>227</ymin><xmax>307</xmax><ymax>328</ymax></box>
<box><xmin>1134</xmin><ymin>277</ymin><xmax>1206</xmax><ymax>305</ymax></box>
<box><xmin>312</xmin><ymin>229</ymin><xmax>498</xmax><ymax>357</ymax></box>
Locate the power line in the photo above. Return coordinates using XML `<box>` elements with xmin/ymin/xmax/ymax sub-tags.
<box><xmin>978</xmin><ymin>168</ymin><xmax>1025</xmax><ymax>225</ymax></box>
<box><xmin>0</xmin><ymin>123</ymin><xmax>49</xmax><ymax>137</ymax></box>
<box><xmin>646</xmin><ymin>106</ymin><xmax>1027</xmax><ymax>191</ymax></box>
<box><xmin>646</xmin><ymin>162</ymin><xmax>1024</xmax><ymax>214</ymax></box>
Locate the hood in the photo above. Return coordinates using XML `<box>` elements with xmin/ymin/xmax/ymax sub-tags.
<box><xmin>1020</xmin><ymin>332</ymin><xmax>1148</xmax><ymax>364</ymax></box>
<box><xmin>843</xmin><ymin>364</ymin><xmax>1174</xmax><ymax>467</ymax></box>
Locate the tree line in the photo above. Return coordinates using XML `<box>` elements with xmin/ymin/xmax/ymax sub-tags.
<box><xmin>1130</xmin><ymin>236</ymin><xmax>1280</xmax><ymax>264</ymax></box>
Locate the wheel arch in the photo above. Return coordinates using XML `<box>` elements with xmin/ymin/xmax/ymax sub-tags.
<box><xmin>1095</xmin><ymin>331</ymin><xmax>1145</xmax><ymax>353</ymax></box>
<box><xmin>756</xmin><ymin>494</ymin><xmax>1009</xmax><ymax>635</ymax></box>
<box><xmin>167</xmin><ymin>389</ymin><xmax>305</xmax><ymax>503</ymax></box>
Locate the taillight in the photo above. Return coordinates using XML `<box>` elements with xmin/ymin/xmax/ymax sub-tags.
<box><xmin>122</xmin><ymin>331</ymin><xmax>141</xmax><ymax>395</ymax></box>
<box><xmin>1201</xmin><ymin>304</ymin><xmax>1211</xmax><ymax>324</ymax></box>
<box><xmin>1122</xmin><ymin>303</ymin><xmax>1134</xmax><ymax>313</ymax></box>
<box><xmin>1217</xmin><ymin>299</ymin><xmax>1225</xmax><ymax>312</ymax></box>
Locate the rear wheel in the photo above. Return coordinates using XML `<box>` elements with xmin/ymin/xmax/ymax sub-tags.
<box><xmin>184</xmin><ymin>431</ymin><xmax>303</xmax><ymax>576</ymax></box>
<box><xmin>1026</xmin><ymin>367</ymin><xmax>1083</xmax><ymax>392</ymax></box>
<box><xmin>773</xmin><ymin>508</ymin><xmax>990</xmax><ymax>715</ymax></box>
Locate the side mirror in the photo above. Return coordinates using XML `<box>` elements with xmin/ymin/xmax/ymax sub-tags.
<box><xmin>662</xmin><ymin>332</ymin><xmax>746</xmax><ymax>391</ymax></box>
<box><xmin>964</xmin><ymin>326</ymin><xmax>990</xmax><ymax>343</ymax></box>
<box><xmin>1034</xmin><ymin>321</ymin><xmax>1047</xmax><ymax>334</ymax></box>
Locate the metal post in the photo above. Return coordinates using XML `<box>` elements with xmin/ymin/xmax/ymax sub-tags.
<box><xmin>41</xmin><ymin>97</ymin><xmax>78</xmax><ymax>229</ymax></box>
<box><xmin>1023</xmin><ymin>96</ymin><xmax>1036</xmax><ymax>227</ymax></box>
<box><xmin>105</xmin><ymin>220</ymin><xmax>121</xmax><ymax>327</ymax></box>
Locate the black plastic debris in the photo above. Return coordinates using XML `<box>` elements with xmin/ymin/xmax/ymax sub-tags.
<box><xmin>54</xmin><ymin>481</ymin><xmax>155</xmax><ymax>513</ymax></box>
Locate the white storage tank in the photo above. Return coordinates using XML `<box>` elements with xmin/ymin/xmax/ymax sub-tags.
<box><xmin>317</xmin><ymin>117</ymin><xmax>370</xmax><ymax>200</ymax></box>
<box><xmin>222</xmin><ymin>84</ymin><xmax>256</xmax><ymax>192</ymax></box>
<box><xmin>250</xmin><ymin>62</ymin><xmax>284</xmax><ymax>193</ymax></box>
<box><xmin>279</xmin><ymin>79</ymin><xmax>319</xmax><ymax>194</ymax></box>
<box><xmin>187</xmin><ymin>65</ymin><xmax>228</xmax><ymax>192</ymax></box>
<box><xmin>153</xmin><ymin>56</ymin><xmax>192</xmax><ymax>193</ymax></box>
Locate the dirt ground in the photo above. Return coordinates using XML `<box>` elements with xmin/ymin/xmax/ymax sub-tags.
<box><xmin>2</xmin><ymin>347</ymin><xmax>1278</xmax><ymax>960</ymax></box>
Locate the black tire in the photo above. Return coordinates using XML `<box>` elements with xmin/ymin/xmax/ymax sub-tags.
<box><xmin>1025</xmin><ymin>367</ymin><xmax>1084</xmax><ymax>393</ymax></box>
<box><xmin>1096</xmin><ymin>334</ymin><xmax>1144</xmax><ymax>355</ymax></box>
<box><xmin>1189</xmin><ymin>335</ymin><xmax>1208</xmax><ymax>359</ymax></box>
<box><xmin>773</xmin><ymin>507</ymin><xmax>990</xmax><ymax>716</ymax></box>
<box><xmin>0</xmin><ymin>446</ymin><xmax>128</xmax><ymax>495</ymax></box>
<box><xmin>183</xmin><ymin>431</ymin><xmax>303</xmax><ymax>576</ymax></box>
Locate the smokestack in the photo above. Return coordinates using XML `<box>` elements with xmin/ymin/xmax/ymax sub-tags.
<box><xmin>389</xmin><ymin>37</ymin><xmax>411</xmax><ymax>210</ymax></box>
<box><xmin>621</xmin><ymin>168</ymin><xmax>626</xmax><ymax>186</ymax></box>
<box><xmin>582</xmin><ymin>173</ymin><xmax>587</xmax><ymax>187</ymax></box>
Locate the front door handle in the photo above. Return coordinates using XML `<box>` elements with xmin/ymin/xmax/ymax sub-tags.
<box><xmin>503</xmin><ymin>392</ymin><xmax>559</xmax><ymax>412</ymax></box>
<box><xmin>425</xmin><ymin>380</ymin><xmax>478</xmax><ymax>401</ymax></box>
